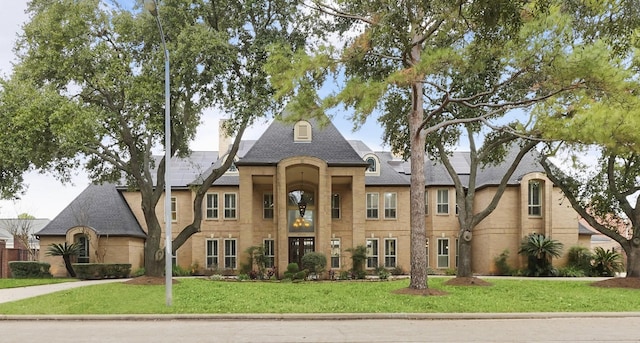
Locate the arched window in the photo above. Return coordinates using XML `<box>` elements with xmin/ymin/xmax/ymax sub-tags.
<box><xmin>528</xmin><ymin>180</ymin><xmax>542</xmax><ymax>216</ymax></box>
<box><xmin>364</xmin><ymin>154</ymin><xmax>380</xmax><ymax>175</ymax></box>
<box><xmin>75</xmin><ymin>235</ymin><xmax>90</xmax><ymax>263</ymax></box>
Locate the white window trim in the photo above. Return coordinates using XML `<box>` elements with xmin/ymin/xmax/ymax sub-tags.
<box><xmin>205</xmin><ymin>193</ymin><xmax>219</xmax><ymax>220</ymax></box>
<box><xmin>384</xmin><ymin>238</ymin><xmax>397</xmax><ymax>268</ymax></box>
<box><xmin>263</xmin><ymin>239</ymin><xmax>275</xmax><ymax>268</ymax></box>
<box><xmin>171</xmin><ymin>197</ymin><xmax>178</xmax><ymax>222</ymax></box>
<box><xmin>224</xmin><ymin>192</ymin><xmax>238</xmax><ymax>219</ymax></box>
<box><xmin>263</xmin><ymin>193</ymin><xmax>274</xmax><ymax>219</ymax></box>
<box><xmin>366</xmin><ymin>192</ymin><xmax>379</xmax><ymax>219</ymax></box>
<box><xmin>330</xmin><ymin>238</ymin><xmax>341</xmax><ymax>269</ymax></box>
<box><xmin>366</xmin><ymin>238</ymin><xmax>379</xmax><ymax>269</ymax></box>
<box><xmin>437</xmin><ymin>238</ymin><xmax>449</xmax><ymax>269</ymax></box>
<box><xmin>424</xmin><ymin>189</ymin><xmax>429</xmax><ymax>216</ymax></box>
<box><xmin>205</xmin><ymin>239</ymin><xmax>219</xmax><ymax>269</ymax></box>
<box><xmin>384</xmin><ymin>192</ymin><xmax>397</xmax><ymax>219</ymax></box>
<box><xmin>224</xmin><ymin>238</ymin><xmax>237</xmax><ymax>269</ymax></box>
<box><xmin>364</xmin><ymin>154</ymin><xmax>380</xmax><ymax>176</ymax></box>
<box><xmin>436</xmin><ymin>189</ymin><xmax>449</xmax><ymax>215</ymax></box>
<box><xmin>294</xmin><ymin>120</ymin><xmax>312</xmax><ymax>142</ymax></box>
<box><xmin>528</xmin><ymin>180</ymin><xmax>542</xmax><ymax>217</ymax></box>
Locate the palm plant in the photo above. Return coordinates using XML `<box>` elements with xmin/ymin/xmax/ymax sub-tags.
<box><xmin>592</xmin><ymin>247</ymin><xmax>624</xmax><ymax>277</ymax></box>
<box><xmin>518</xmin><ymin>234</ymin><xmax>564</xmax><ymax>276</ymax></box>
<box><xmin>47</xmin><ymin>242</ymin><xmax>82</xmax><ymax>277</ymax></box>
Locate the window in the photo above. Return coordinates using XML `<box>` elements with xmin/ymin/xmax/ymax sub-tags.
<box><xmin>366</xmin><ymin>238</ymin><xmax>379</xmax><ymax>269</ymax></box>
<box><xmin>331</xmin><ymin>193</ymin><xmax>340</xmax><ymax>219</ymax></box>
<box><xmin>384</xmin><ymin>192</ymin><xmax>397</xmax><ymax>219</ymax></box>
<box><xmin>76</xmin><ymin>235</ymin><xmax>89</xmax><ymax>263</ymax></box>
<box><xmin>437</xmin><ymin>238</ymin><xmax>449</xmax><ymax>268</ymax></box>
<box><xmin>205</xmin><ymin>239</ymin><xmax>218</xmax><ymax>269</ymax></box>
<box><xmin>425</xmin><ymin>238</ymin><xmax>430</xmax><ymax>268</ymax></box>
<box><xmin>366</xmin><ymin>193</ymin><xmax>379</xmax><ymax>219</ymax></box>
<box><xmin>455</xmin><ymin>238</ymin><xmax>459</xmax><ymax>268</ymax></box>
<box><xmin>528</xmin><ymin>180</ymin><xmax>542</xmax><ymax>216</ymax></box>
<box><xmin>263</xmin><ymin>239</ymin><xmax>275</xmax><ymax>268</ymax></box>
<box><xmin>364</xmin><ymin>154</ymin><xmax>380</xmax><ymax>175</ymax></box>
<box><xmin>455</xmin><ymin>192</ymin><xmax>459</xmax><ymax>215</ymax></box>
<box><xmin>384</xmin><ymin>238</ymin><xmax>397</xmax><ymax>268</ymax></box>
<box><xmin>224</xmin><ymin>193</ymin><xmax>237</xmax><ymax>219</ymax></box>
<box><xmin>366</xmin><ymin>157</ymin><xmax>376</xmax><ymax>172</ymax></box>
<box><xmin>224</xmin><ymin>239</ymin><xmax>237</xmax><ymax>269</ymax></box>
<box><xmin>294</xmin><ymin>120</ymin><xmax>312</xmax><ymax>142</ymax></box>
<box><xmin>330</xmin><ymin>238</ymin><xmax>341</xmax><ymax>269</ymax></box>
<box><xmin>424</xmin><ymin>189</ymin><xmax>429</xmax><ymax>215</ymax></box>
<box><xmin>437</xmin><ymin>189</ymin><xmax>449</xmax><ymax>214</ymax></box>
<box><xmin>205</xmin><ymin>193</ymin><xmax>218</xmax><ymax>219</ymax></box>
<box><xmin>171</xmin><ymin>197</ymin><xmax>177</xmax><ymax>222</ymax></box>
<box><xmin>263</xmin><ymin>193</ymin><xmax>274</xmax><ymax>219</ymax></box>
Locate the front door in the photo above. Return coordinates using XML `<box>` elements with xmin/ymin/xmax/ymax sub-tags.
<box><xmin>288</xmin><ymin>237</ymin><xmax>315</xmax><ymax>267</ymax></box>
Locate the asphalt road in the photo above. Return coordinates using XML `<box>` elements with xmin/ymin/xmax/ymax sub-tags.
<box><xmin>2</xmin><ymin>316</ymin><xmax>639</xmax><ymax>342</ymax></box>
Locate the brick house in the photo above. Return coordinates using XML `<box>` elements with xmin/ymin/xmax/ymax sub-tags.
<box><xmin>37</xmin><ymin>118</ymin><xmax>581</xmax><ymax>277</ymax></box>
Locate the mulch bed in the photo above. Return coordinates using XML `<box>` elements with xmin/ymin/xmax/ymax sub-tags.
<box><xmin>591</xmin><ymin>277</ymin><xmax>640</xmax><ymax>289</ymax></box>
<box><xmin>443</xmin><ymin>276</ymin><xmax>492</xmax><ymax>287</ymax></box>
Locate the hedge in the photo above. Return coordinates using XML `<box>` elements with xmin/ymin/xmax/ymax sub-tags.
<box><xmin>72</xmin><ymin>263</ymin><xmax>132</xmax><ymax>280</ymax></box>
<box><xmin>9</xmin><ymin>261</ymin><xmax>52</xmax><ymax>278</ymax></box>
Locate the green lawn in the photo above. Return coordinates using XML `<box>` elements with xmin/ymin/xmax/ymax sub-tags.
<box><xmin>0</xmin><ymin>277</ymin><xmax>639</xmax><ymax>314</ymax></box>
<box><xmin>0</xmin><ymin>278</ymin><xmax>76</xmax><ymax>289</ymax></box>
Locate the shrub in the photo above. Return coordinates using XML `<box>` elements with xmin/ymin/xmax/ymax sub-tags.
<box><xmin>9</xmin><ymin>261</ymin><xmax>52</xmax><ymax>278</ymax></box>
<box><xmin>558</xmin><ymin>266</ymin><xmax>586</xmax><ymax>277</ymax></box>
<box><xmin>347</xmin><ymin>245</ymin><xmax>367</xmax><ymax>277</ymax></box>
<box><xmin>566</xmin><ymin>246</ymin><xmax>594</xmax><ymax>276</ymax></box>
<box><xmin>237</xmin><ymin>273</ymin><xmax>250</xmax><ymax>281</ymax></box>
<box><xmin>73</xmin><ymin>264</ymin><xmax>131</xmax><ymax>279</ymax></box>
<box><xmin>132</xmin><ymin>267</ymin><xmax>146</xmax><ymax>277</ymax></box>
<box><xmin>518</xmin><ymin>234</ymin><xmax>563</xmax><ymax>277</ymax></box>
<box><xmin>494</xmin><ymin>249</ymin><xmax>512</xmax><ymax>276</ymax></box>
<box><xmin>283</xmin><ymin>263</ymin><xmax>306</xmax><ymax>281</ymax></box>
<box><xmin>375</xmin><ymin>265</ymin><xmax>390</xmax><ymax>280</ymax></box>
<box><xmin>172</xmin><ymin>265</ymin><xmax>192</xmax><ymax>276</ymax></box>
<box><xmin>301</xmin><ymin>252</ymin><xmax>327</xmax><ymax>279</ymax></box>
<box><xmin>592</xmin><ymin>247</ymin><xmax>624</xmax><ymax>276</ymax></box>
<box><xmin>390</xmin><ymin>265</ymin><xmax>405</xmax><ymax>276</ymax></box>
<box><xmin>209</xmin><ymin>274</ymin><xmax>224</xmax><ymax>281</ymax></box>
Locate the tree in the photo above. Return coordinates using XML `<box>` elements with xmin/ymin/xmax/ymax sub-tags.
<box><xmin>2</xmin><ymin>0</ymin><xmax>307</xmax><ymax>277</ymax></box>
<box><xmin>0</xmin><ymin>213</ymin><xmax>39</xmax><ymax>260</ymax></box>
<box><xmin>46</xmin><ymin>242</ymin><xmax>82</xmax><ymax>277</ymax></box>
<box><xmin>267</xmin><ymin>1</ymin><xmax>595</xmax><ymax>288</ymax></box>
<box><xmin>518</xmin><ymin>233</ymin><xmax>563</xmax><ymax>276</ymax></box>
<box><xmin>532</xmin><ymin>1</ymin><xmax>640</xmax><ymax>278</ymax></box>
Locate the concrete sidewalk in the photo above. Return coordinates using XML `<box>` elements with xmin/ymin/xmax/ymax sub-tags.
<box><xmin>0</xmin><ymin>279</ymin><xmax>129</xmax><ymax>304</ymax></box>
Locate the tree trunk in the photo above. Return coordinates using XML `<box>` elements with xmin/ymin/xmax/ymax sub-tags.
<box><xmin>626</xmin><ymin>243</ymin><xmax>640</xmax><ymax>278</ymax></box>
<box><xmin>63</xmin><ymin>255</ymin><xmax>76</xmax><ymax>278</ymax></box>
<box><xmin>142</xmin><ymin>198</ymin><xmax>165</xmax><ymax>277</ymax></box>
<box><xmin>408</xmin><ymin>76</ymin><xmax>427</xmax><ymax>289</ymax></box>
<box><xmin>457</xmin><ymin>231</ymin><xmax>473</xmax><ymax>277</ymax></box>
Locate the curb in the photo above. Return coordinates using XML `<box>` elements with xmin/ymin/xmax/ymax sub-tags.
<box><xmin>2</xmin><ymin>312</ymin><xmax>640</xmax><ymax>321</ymax></box>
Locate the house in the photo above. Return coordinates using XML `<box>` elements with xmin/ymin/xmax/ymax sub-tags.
<box><xmin>37</xmin><ymin>118</ymin><xmax>580</xmax><ymax>277</ymax></box>
<box><xmin>0</xmin><ymin>218</ymin><xmax>49</xmax><ymax>278</ymax></box>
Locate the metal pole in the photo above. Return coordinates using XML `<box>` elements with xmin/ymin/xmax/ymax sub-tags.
<box><xmin>145</xmin><ymin>0</ymin><xmax>172</xmax><ymax>307</ymax></box>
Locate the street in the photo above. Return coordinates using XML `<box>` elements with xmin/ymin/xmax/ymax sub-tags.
<box><xmin>2</xmin><ymin>316</ymin><xmax>639</xmax><ymax>342</ymax></box>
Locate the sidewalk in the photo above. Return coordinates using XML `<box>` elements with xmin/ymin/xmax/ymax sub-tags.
<box><xmin>0</xmin><ymin>279</ymin><xmax>128</xmax><ymax>304</ymax></box>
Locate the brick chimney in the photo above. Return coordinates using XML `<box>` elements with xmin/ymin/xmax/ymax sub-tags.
<box><xmin>218</xmin><ymin>119</ymin><xmax>231</xmax><ymax>155</ymax></box>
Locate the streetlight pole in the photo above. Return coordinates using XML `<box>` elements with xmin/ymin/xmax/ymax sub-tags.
<box><xmin>144</xmin><ymin>0</ymin><xmax>172</xmax><ymax>306</ymax></box>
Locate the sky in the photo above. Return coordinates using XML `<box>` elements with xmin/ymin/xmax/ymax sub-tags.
<box><xmin>0</xmin><ymin>1</ymin><xmax>387</xmax><ymax>219</ymax></box>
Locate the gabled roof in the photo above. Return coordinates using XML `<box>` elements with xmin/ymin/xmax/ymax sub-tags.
<box><xmin>236</xmin><ymin>119</ymin><xmax>369</xmax><ymax>167</ymax></box>
<box><xmin>36</xmin><ymin>183</ymin><xmax>146</xmax><ymax>238</ymax></box>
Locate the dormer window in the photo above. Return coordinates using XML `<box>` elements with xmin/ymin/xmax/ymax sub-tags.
<box><xmin>222</xmin><ymin>154</ymin><xmax>239</xmax><ymax>174</ymax></box>
<box><xmin>364</xmin><ymin>154</ymin><xmax>380</xmax><ymax>176</ymax></box>
<box><xmin>294</xmin><ymin>120</ymin><xmax>312</xmax><ymax>142</ymax></box>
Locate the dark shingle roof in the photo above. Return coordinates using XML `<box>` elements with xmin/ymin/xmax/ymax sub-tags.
<box><xmin>36</xmin><ymin>184</ymin><xmax>146</xmax><ymax>238</ymax></box>
<box><xmin>236</xmin><ymin>119</ymin><xmax>368</xmax><ymax>167</ymax></box>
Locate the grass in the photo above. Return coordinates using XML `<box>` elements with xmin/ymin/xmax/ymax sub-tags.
<box><xmin>0</xmin><ymin>278</ymin><xmax>76</xmax><ymax>289</ymax></box>
<box><xmin>0</xmin><ymin>277</ymin><xmax>639</xmax><ymax>314</ymax></box>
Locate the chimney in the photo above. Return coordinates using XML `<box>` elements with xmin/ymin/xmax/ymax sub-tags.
<box><xmin>218</xmin><ymin>119</ymin><xmax>232</xmax><ymax>155</ymax></box>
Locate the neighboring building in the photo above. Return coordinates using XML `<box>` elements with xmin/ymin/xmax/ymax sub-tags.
<box><xmin>37</xmin><ymin>118</ymin><xmax>580</xmax><ymax>277</ymax></box>
<box><xmin>0</xmin><ymin>218</ymin><xmax>49</xmax><ymax>278</ymax></box>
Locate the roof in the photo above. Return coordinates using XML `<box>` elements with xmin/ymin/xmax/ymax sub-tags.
<box><xmin>235</xmin><ymin>119</ymin><xmax>369</xmax><ymax>167</ymax></box>
<box><xmin>36</xmin><ymin>183</ymin><xmax>146</xmax><ymax>238</ymax></box>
